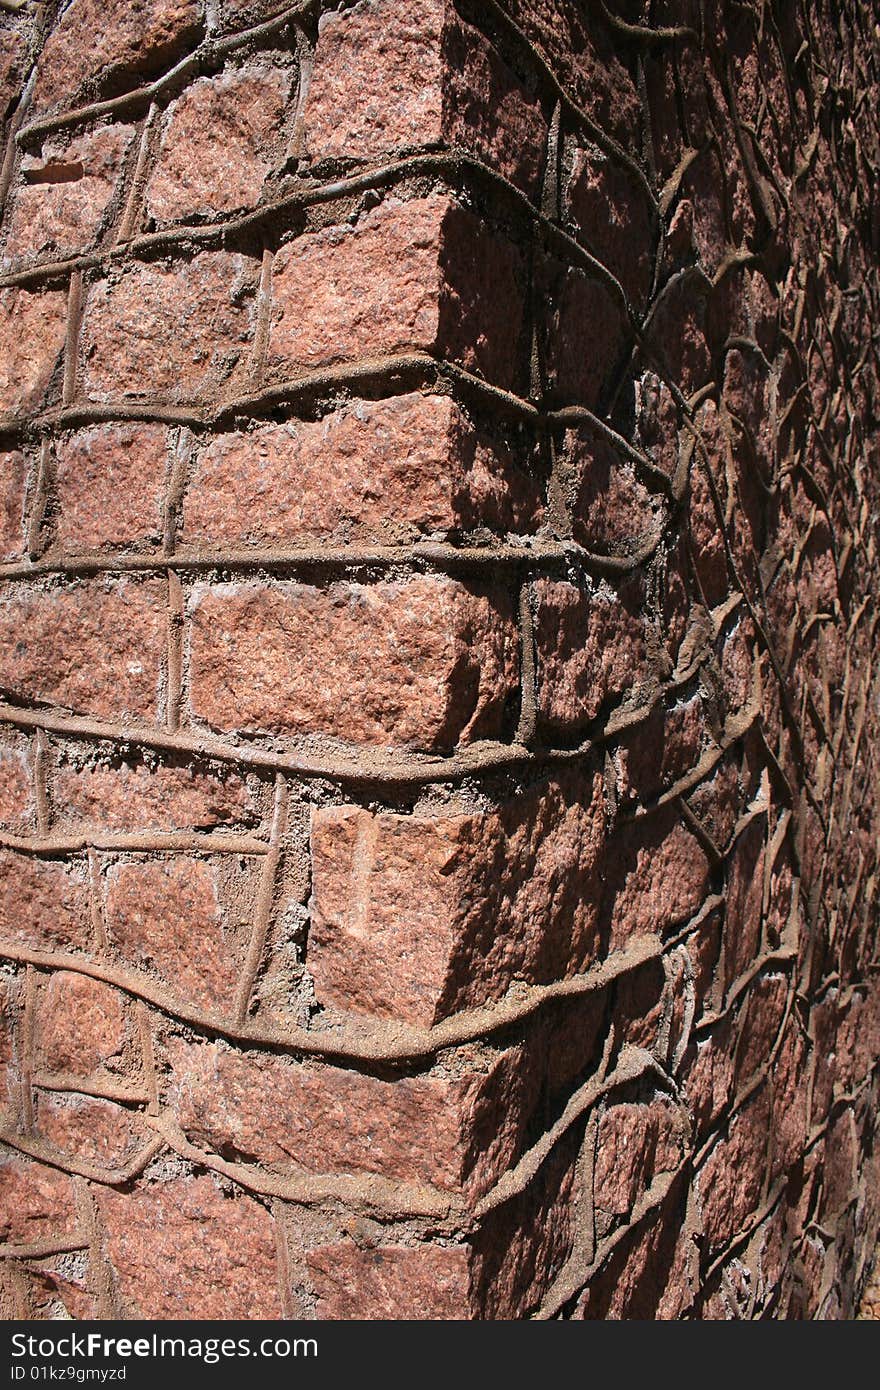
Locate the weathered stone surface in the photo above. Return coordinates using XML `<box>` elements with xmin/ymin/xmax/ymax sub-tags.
<box><xmin>105</xmin><ymin>858</ymin><xmax>244</xmax><ymax>1013</ymax></box>
<box><xmin>308</xmin><ymin>1241</ymin><xmax>471</xmax><ymax>1320</ymax></box>
<box><xmin>0</xmin><ymin>288</ymin><xmax>68</xmax><ymax>417</ymax></box>
<box><xmin>309</xmin><ymin>771</ymin><xmax>607</xmax><ymax>1025</ymax></box>
<box><xmin>696</xmin><ymin>1086</ymin><xmax>771</xmax><ymax>1253</ymax></box>
<box><xmin>35</xmin><ymin>1091</ymin><xmax>146</xmax><ymax>1167</ymax></box>
<box><xmin>0</xmin><ymin>852</ymin><xmax>90</xmax><ymax>950</ymax></box>
<box><xmin>304</xmin><ymin>0</ymin><xmax>546</xmax><ymax>197</ymax></box>
<box><xmin>0</xmin><ymin>451</ymin><xmax>27</xmax><ymax>559</ymax></box>
<box><xmin>594</xmin><ymin>1099</ymin><xmax>686</xmax><ymax>1221</ymax></box>
<box><xmin>36</xmin><ymin>972</ymin><xmax>128</xmax><ymax>1077</ymax></box>
<box><xmin>472</xmin><ymin>1133</ymin><xmax>580</xmax><ymax>1318</ymax></box>
<box><xmin>188</xmin><ymin>576</ymin><xmax>518</xmax><ymax>750</ymax></box>
<box><xmin>565</xmin><ymin>147</ymin><xmax>654</xmax><ymax>307</ymax></box>
<box><xmin>533</xmin><ymin>577</ymin><xmax>649</xmax><ymax>731</ymax></box>
<box><xmin>146</xmin><ymin>63</ymin><xmax>290</xmax><ymax>222</ymax></box>
<box><xmin>33</xmin><ymin>0</ymin><xmax>204</xmax><ymax>113</ymax></box>
<box><xmin>54</xmin><ymin>423</ymin><xmax>168</xmax><ymax>552</ymax></box>
<box><xmin>52</xmin><ymin>756</ymin><xmax>254</xmax><ymax>832</ymax></box>
<box><xmin>96</xmin><ymin>1176</ymin><xmax>281</xmax><ymax>1319</ymax></box>
<box><xmin>181</xmin><ymin>394</ymin><xmax>541</xmax><ymax>544</ymax></box>
<box><xmin>602</xmin><ymin>808</ymin><xmax>710</xmax><ymax>947</ymax></box>
<box><xmin>168</xmin><ymin>1037</ymin><xmax>527</xmax><ymax>1196</ymax></box>
<box><xmin>3</xmin><ymin>125</ymin><xmax>135</xmax><ymax>267</ymax></box>
<box><xmin>0</xmin><ymin>738</ymin><xmax>32</xmax><ymax>830</ymax></box>
<box><xmin>268</xmin><ymin>195</ymin><xmax>525</xmax><ymax>391</ymax></box>
<box><xmin>0</xmin><ymin>1157</ymin><xmax>79</xmax><ymax>1246</ymax></box>
<box><xmin>80</xmin><ymin>253</ymin><xmax>258</xmax><ymax>403</ymax></box>
<box><xmin>562</xmin><ymin>425</ymin><xmax>662</xmax><ymax>556</ymax></box>
<box><xmin>0</xmin><ymin>579</ymin><xmax>166</xmax><ymax>721</ymax></box>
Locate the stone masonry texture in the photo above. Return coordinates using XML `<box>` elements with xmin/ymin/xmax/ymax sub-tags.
<box><xmin>0</xmin><ymin>0</ymin><xmax>877</xmax><ymax>1322</ymax></box>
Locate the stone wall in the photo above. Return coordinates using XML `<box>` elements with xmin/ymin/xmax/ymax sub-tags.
<box><xmin>0</xmin><ymin>0</ymin><xmax>877</xmax><ymax>1319</ymax></box>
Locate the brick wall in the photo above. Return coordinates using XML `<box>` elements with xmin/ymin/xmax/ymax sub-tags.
<box><xmin>0</xmin><ymin>0</ymin><xmax>878</xmax><ymax>1320</ymax></box>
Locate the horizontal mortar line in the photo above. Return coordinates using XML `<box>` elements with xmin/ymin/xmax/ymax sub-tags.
<box><xmin>31</xmin><ymin>1071</ymin><xmax>152</xmax><ymax>1104</ymax></box>
<box><xmin>14</xmin><ymin>0</ymin><xmax>318</xmax><ymax>147</ymax></box>
<box><xmin>0</xmin><ymin>662</ymin><xmax>714</xmax><ymax>794</ymax></box>
<box><xmin>0</xmin><ymin>151</ymin><xmax>638</xmax><ymax>328</ymax></box>
<box><xmin>0</xmin><ymin>1235</ymin><xmax>90</xmax><ymax>1261</ymax></box>
<box><xmin>1</xmin><ymin>351</ymin><xmax>666</xmax><ymax>497</ymax></box>
<box><xmin>0</xmin><ymin>1125</ymin><xmax>165</xmax><ymax>1187</ymax></box>
<box><xmin>0</xmin><ymin>539</ymin><xmax>615</xmax><ymax>582</ymax></box>
<box><xmin>472</xmin><ymin>1046</ymin><xmax>663</xmax><ymax>1222</ymax></box>
<box><xmin>0</xmin><ymin>829</ymin><xmax>269</xmax><ymax>856</ymax></box>
<box><xmin>0</xmin><ymin>934</ymin><xmax>665</xmax><ymax>1066</ymax></box>
<box><xmin>534</xmin><ymin>1163</ymin><xmax>686</xmax><ymax>1319</ymax></box>
<box><xmin>144</xmin><ymin>1112</ymin><xmax>458</xmax><ymax>1221</ymax></box>
<box><xmin>0</xmin><ymin>704</ymin><xmax>537</xmax><ymax>785</ymax></box>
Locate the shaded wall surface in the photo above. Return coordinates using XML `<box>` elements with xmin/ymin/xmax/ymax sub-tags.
<box><xmin>0</xmin><ymin>0</ymin><xmax>878</xmax><ymax>1319</ymax></box>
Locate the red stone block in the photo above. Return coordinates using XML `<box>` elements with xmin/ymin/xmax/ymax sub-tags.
<box><xmin>0</xmin><ymin>450</ymin><xmax>27</xmax><ymax>560</ymax></box>
<box><xmin>35</xmin><ymin>1090</ymin><xmax>146</xmax><ymax>1168</ymax></box>
<box><xmin>0</xmin><ymin>579</ymin><xmax>167</xmax><ymax>721</ymax></box>
<box><xmin>36</xmin><ymin>971</ymin><xmax>128</xmax><ymax>1077</ymax></box>
<box><xmin>539</xmin><ymin>258</ymin><xmax>626</xmax><ymax>410</ymax></box>
<box><xmin>562</xmin><ymin>424</ymin><xmax>662</xmax><ymax>556</ymax></box>
<box><xmin>3</xmin><ymin>126</ymin><xmax>135</xmax><ymax>268</ymax></box>
<box><xmin>0</xmin><ymin>288</ymin><xmax>68</xmax><ymax>418</ymax></box>
<box><xmin>308</xmin><ymin>1241</ymin><xmax>471</xmax><ymax>1320</ymax></box>
<box><xmin>268</xmin><ymin>194</ymin><xmax>526</xmax><ymax>392</ymax></box>
<box><xmin>0</xmin><ymin>1156</ymin><xmax>79</xmax><ymax>1246</ymax></box>
<box><xmin>181</xmin><ymin>393</ymin><xmax>541</xmax><ymax>545</ymax></box>
<box><xmin>52</xmin><ymin>755</ymin><xmax>255</xmax><ymax>833</ymax></box>
<box><xmin>104</xmin><ymin>857</ymin><xmax>246</xmax><ymax>1014</ymax></box>
<box><xmin>308</xmin><ymin>771</ymin><xmax>607</xmax><ymax>1026</ymax></box>
<box><xmin>145</xmin><ymin>62</ymin><xmax>291</xmax><ymax>222</ymax></box>
<box><xmin>80</xmin><ymin>253</ymin><xmax>259</xmax><ymax>403</ymax></box>
<box><xmin>0</xmin><ymin>851</ymin><xmax>91</xmax><ymax>951</ymax></box>
<box><xmin>303</xmin><ymin>0</ymin><xmax>546</xmax><ymax>197</ymax></box>
<box><xmin>600</xmin><ymin>805</ymin><xmax>710</xmax><ymax>948</ymax></box>
<box><xmin>167</xmin><ymin>1037</ymin><xmax>528</xmax><ymax>1198</ymax></box>
<box><xmin>188</xmin><ymin>576</ymin><xmax>518</xmax><ymax>751</ymax></box>
<box><xmin>533</xmin><ymin>577</ymin><xmax>649</xmax><ymax>732</ymax></box>
<box><xmin>55</xmin><ymin>423</ymin><xmax>168</xmax><ymax>552</ymax></box>
<box><xmin>696</xmin><ymin>1085</ymin><xmax>771</xmax><ymax>1253</ymax></box>
<box><xmin>565</xmin><ymin>147</ymin><xmax>655</xmax><ymax>307</ymax></box>
<box><xmin>0</xmin><ymin>737</ymin><xmax>33</xmax><ymax>830</ymax></box>
<box><xmin>96</xmin><ymin>1176</ymin><xmax>281</xmax><ymax>1319</ymax></box>
<box><xmin>32</xmin><ymin>0</ymin><xmax>203</xmax><ymax>114</ymax></box>
<box><xmin>593</xmin><ymin>1098</ymin><xmax>687</xmax><ymax>1224</ymax></box>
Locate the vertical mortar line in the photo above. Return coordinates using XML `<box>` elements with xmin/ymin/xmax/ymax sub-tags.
<box><xmin>248</xmin><ymin>246</ymin><xmax>275</xmax><ymax>386</ymax></box>
<box><xmin>0</xmin><ymin>65</ymin><xmax>35</xmax><ymax>213</ymax></box>
<box><xmin>576</xmin><ymin>1110</ymin><xmax>599</xmax><ymax>1271</ymax></box>
<box><xmin>272</xmin><ymin>1199</ymin><xmax>298</xmax><ymax>1320</ymax></box>
<box><xmin>515</xmin><ymin>571</ymin><xmax>537</xmax><ymax>746</ymax></box>
<box><xmin>18</xmin><ymin>964</ymin><xmax>36</xmax><ymax>1133</ymax></box>
<box><xmin>163</xmin><ymin>431</ymin><xmax>189</xmax><ymax>557</ymax></box>
<box><xmin>165</xmin><ymin>569</ymin><xmax>184</xmax><ymax>733</ymax></box>
<box><xmin>32</xmin><ymin>728</ymin><xmax>50</xmax><ymax>833</ymax></box>
<box><xmin>26</xmin><ymin>436</ymin><xmax>51</xmax><ymax>560</ymax></box>
<box><xmin>135</xmin><ymin>999</ymin><xmax>160</xmax><ymax>1117</ymax></box>
<box><xmin>75</xmin><ymin>1178</ymin><xmax>120</xmax><ymax>1320</ymax></box>
<box><xmin>62</xmin><ymin>270</ymin><xmax>83</xmax><ymax>405</ymax></box>
<box><xmin>116</xmin><ymin>103</ymin><xmax>159</xmax><ymax>244</ymax></box>
<box><xmin>285</xmin><ymin>24</ymin><xmax>315</xmax><ymax>166</ymax></box>
<box><xmin>540</xmin><ymin>100</ymin><xmax>562</xmax><ymax>223</ymax></box>
<box><xmin>87</xmin><ymin>850</ymin><xmax>108</xmax><ymax>953</ymax></box>
<box><xmin>233</xmin><ymin>774</ymin><xmax>289</xmax><ymax>1024</ymax></box>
